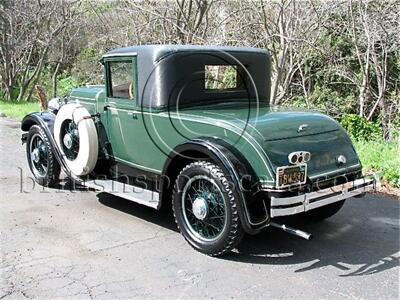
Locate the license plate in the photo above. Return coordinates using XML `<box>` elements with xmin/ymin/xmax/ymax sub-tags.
<box><xmin>276</xmin><ymin>164</ymin><xmax>307</xmax><ymax>188</ymax></box>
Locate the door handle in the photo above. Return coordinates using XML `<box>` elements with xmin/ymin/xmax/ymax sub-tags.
<box><xmin>104</xmin><ymin>104</ymin><xmax>110</xmax><ymax>111</ymax></box>
<box><xmin>127</xmin><ymin>112</ymin><xmax>138</xmax><ymax>119</ymax></box>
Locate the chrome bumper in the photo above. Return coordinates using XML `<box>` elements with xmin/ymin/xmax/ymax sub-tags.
<box><xmin>270</xmin><ymin>174</ymin><xmax>380</xmax><ymax>218</ymax></box>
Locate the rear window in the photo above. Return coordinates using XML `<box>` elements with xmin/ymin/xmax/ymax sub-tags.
<box><xmin>204</xmin><ymin>65</ymin><xmax>245</xmax><ymax>91</ymax></box>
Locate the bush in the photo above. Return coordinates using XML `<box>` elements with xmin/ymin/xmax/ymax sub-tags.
<box><xmin>57</xmin><ymin>75</ymin><xmax>80</xmax><ymax>97</ymax></box>
<box><xmin>354</xmin><ymin>140</ymin><xmax>400</xmax><ymax>188</ymax></box>
<box><xmin>71</xmin><ymin>47</ymin><xmax>103</xmax><ymax>85</ymax></box>
<box><xmin>309</xmin><ymin>86</ymin><xmax>354</xmax><ymax>117</ymax></box>
<box><xmin>340</xmin><ymin>114</ymin><xmax>382</xmax><ymax>141</ymax></box>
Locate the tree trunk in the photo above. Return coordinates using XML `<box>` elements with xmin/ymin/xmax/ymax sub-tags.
<box><xmin>358</xmin><ymin>75</ymin><xmax>368</xmax><ymax>117</ymax></box>
<box><xmin>52</xmin><ymin>62</ymin><xmax>61</xmax><ymax>98</ymax></box>
<box><xmin>16</xmin><ymin>82</ymin><xmax>30</xmax><ymax>102</ymax></box>
<box><xmin>2</xmin><ymin>84</ymin><xmax>12</xmax><ymax>101</ymax></box>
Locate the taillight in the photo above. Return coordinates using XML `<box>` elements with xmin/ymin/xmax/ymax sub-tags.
<box><xmin>288</xmin><ymin>151</ymin><xmax>311</xmax><ymax>165</ymax></box>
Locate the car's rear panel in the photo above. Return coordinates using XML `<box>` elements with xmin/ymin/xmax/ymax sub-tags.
<box><xmin>263</xmin><ymin>130</ymin><xmax>361</xmax><ymax>182</ymax></box>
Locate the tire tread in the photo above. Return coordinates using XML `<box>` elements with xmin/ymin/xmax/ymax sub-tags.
<box><xmin>27</xmin><ymin>125</ymin><xmax>60</xmax><ymax>187</ymax></box>
<box><xmin>172</xmin><ymin>161</ymin><xmax>243</xmax><ymax>256</ymax></box>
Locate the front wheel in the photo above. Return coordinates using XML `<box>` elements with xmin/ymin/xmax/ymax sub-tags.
<box><xmin>26</xmin><ymin>125</ymin><xmax>60</xmax><ymax>187</ymax></box>
<box><xmin>172</xmin><ymin>161</ymin><xmax>243</xmax><ymax>256</ymax></box>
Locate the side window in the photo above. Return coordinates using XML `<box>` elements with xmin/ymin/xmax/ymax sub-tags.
<box><xmin>108</xmin><ymin>60</ymin><xmax>135</xmax><ymax>100</ymax></box>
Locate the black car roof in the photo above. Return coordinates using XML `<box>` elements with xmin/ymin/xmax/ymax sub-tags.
<box><xmin>102</xmin><ymin>44</ymin><xmax>271</xmax><ymax>108</ymax></box>
<box><xmin>103</xmin><ymin>44</ymin><xmax>268</xmax><ymax>60</ymax></box>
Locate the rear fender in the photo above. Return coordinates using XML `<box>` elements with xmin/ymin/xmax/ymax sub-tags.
<box><xmin>162</xmin><ymin>138</ymin><xmax>270</xmax><ymax>234</ymax></box>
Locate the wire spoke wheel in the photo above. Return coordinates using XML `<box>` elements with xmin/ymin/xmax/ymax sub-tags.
<box><xmin>29</xmin><ymin>133</ymin><xmax>48</xmax><ymax>177</ymax></box>
<box><xmin>59</xmin><ymin>119</ymin><xmax>80</xmax><ymax>161</ymax></box>
<box><xmin>26</xmin><ymin>125</ymin><xmax>60</xmax><ymax>187</ymax></box>
<box><xmin>173</xmin><ymin>161</ymin><xmax>244</xmax><ymax>256</ymax></box>
<box><xmin>181</xmin><ymin>175</ymin><xmax>227</xmax><ymax>242</ymax></box>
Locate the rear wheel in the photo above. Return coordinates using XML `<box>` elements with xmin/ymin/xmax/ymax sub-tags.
<box><xmin>26</xmin><ymin>125</ymin><xmax>60</xmax><ymax>187</ymax></box>
<box><xmin>172</xmin><ymin>161</ymin><xmax>243</xmax><ymax>256</ymax></box>
<box><xmin>304</xmin><ymin>200</ymin><xmax>345</xmax><ymax>221</ymax></box>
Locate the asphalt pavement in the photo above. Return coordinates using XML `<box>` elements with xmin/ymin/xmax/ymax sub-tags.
<box><xmin>0</xmin><ymin>117</ymin><xmax>399</xmax><ymax>299</ymax></box>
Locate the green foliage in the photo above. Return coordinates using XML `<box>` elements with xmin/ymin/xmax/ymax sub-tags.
<box><xmin>205</xmin><ymin>65</ymin><xmax>238</xmax><ymax>90</ymax></box>
<box><xmin>37</xmin><ymin>68</ymin><xmax>81</xmax><ymax>99</ymax></box>
<box><xmin>354</xmin><ymin>140</ymin><xmax>400</xmax><ymax>188</ymax></box>
<box><xmin>288</xmin><ymin>86</ymin><xmax>355</xmax><ymax>117</ymax></box>
<box><xmin>340</xmin><ymin>114</ymin><xmax>382</xmax><ymax>141</ymax></box>
<box><xmin>0</xmin><ymin>100</ymin><xmax>39</xmax><ymax>120</ymax></box>
<box><xmin>57</xmin><ymin>75</ymin><xmax>80</xmax><ymax>97</ymax></box>
<box><xmin>71</xmin><ymin>47</ymin><xmax>103</xmax><ymax>85</ymax></box>
<box><xmin>309</xmin><ymin>86</ymin><xmax>354</xmax><ymax>116</ymax></box>
<box><xmin>289</xmin><ymin>96</ymin><xmax>311</xmax><ymax>109</ymax></box>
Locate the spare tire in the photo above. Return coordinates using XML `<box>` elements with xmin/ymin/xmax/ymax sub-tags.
<box><xmin>54</xmin><ymin>103</ymin><xmax>98</xmax><ymax>176</ymax></box>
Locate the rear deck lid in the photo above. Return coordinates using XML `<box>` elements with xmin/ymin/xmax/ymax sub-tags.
<box><xmin>250</xmin><ymin>110</ymin><xmax>340</xmax><ymax>141</ymax></box>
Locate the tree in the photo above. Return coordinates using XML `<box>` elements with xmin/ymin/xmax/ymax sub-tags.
<box><xmin>0</xmin><ymin>0</ymin><xmax>81</xmax><ymax>101</ymax></box>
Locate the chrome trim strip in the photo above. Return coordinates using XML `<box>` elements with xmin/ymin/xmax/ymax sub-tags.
<box><xmin>112</xmin><ymin>156</ymin><xmax>162</xmax><ymax>174</ymax></box>
<box><xmin>270</xmin><ymin>174</ymin><xmax>380</xmax><ymax>217</ymax></box>
<box><xmin>83</xmin><ymin>179</ymin><xmax>160</xmax><ymax>209</ymax></box>
<box><xmin>272</xmin><ymin>206</ymin><xmax>305</xmax><ymax>216</ymax></box>
<box><xmin>258</xmin><ymin>181</ymin><xmax>276</xmax><ymax>186</ymax></box>
<box><xmin>74</xmin><ymin>100</ymin><xmax>96</xmax><ymax>106</ymax></box>
<box><xmin>103</xmin><ymin>52</ymin><xmax>138</xmax><ymax>57</ymax></box>
<box><xmin>275</xmin><ymin>194</ymin><xmax>305</xmax><ymax>206</ymax></box>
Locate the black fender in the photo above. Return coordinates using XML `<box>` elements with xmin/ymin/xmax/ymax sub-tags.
<box><xmin>21</xmin><ymin>112</ymin><xmax>72</xmax><ymax>178</ymax></box>
<box><xmin>21</xmin><ymin>112</ymin><xmax>57</xmax><ymax>134</ymax></box>
<box><xmin>161</xmin><ymin>138</ymin><xmax>270</xmax><ymax>234</ymax></box>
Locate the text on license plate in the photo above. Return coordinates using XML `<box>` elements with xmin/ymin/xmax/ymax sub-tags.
<box><xmin>276</xmin><ymin>164</ymin><xmax>307</xmax><ymax>187</ymax></box>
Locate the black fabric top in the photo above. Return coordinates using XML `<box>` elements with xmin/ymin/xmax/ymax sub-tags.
<box><xmin>103</xmin><ymin>45</ymin><xmax>271</xmax><ymax>108</ymax></box>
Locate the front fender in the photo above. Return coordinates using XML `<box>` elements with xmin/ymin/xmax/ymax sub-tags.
<box><xmin>21</xmin><ymin>111</ymin><xmax>72</xmax><ymax>178</ymax></box>
<box><xmin>21</xmin><ymin>112</ymin><xmax>56</xmax><ymax>134</ymax></box>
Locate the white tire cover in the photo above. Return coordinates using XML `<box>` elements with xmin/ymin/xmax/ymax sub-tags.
<box><xmin>54</xmin><ymin>103</ymin><xmax>98</xmax><ymax>176</ymax></box>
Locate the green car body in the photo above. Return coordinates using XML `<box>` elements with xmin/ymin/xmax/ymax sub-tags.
<box><xmin>21</xmin><ymin>45</ymin><xmax>378</xmax><ymax>255</ymax></box>
<box><xmin>70</xmin><ymin>86</ymin><xmax>361</xmax><ymax>187</ymax></box>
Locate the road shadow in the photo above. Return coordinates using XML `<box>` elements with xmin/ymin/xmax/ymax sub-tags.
<box><xmin>97</xmin><ymin>191</ymin><xmax>399</xmax><ymax>276</ymax></box>
<box><xmin>230</xmin><ymin>195</ymin><xmax>400</xmax><ymax>276</ymax></box>
<box><xmin>97</xmin><ymin>192</ymin><xmax>178</xmax><ymax>232</ymax></box>
<box><xmin>230</xmin><ymin>219</ymin><xmax>399</xmax><ymax>276</ymax></box>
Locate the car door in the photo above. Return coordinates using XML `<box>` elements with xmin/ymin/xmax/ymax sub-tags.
<box><xmin>103</xmin><ymin>56</ymin><xmax>144</xmax><ymax>169</ymax></box>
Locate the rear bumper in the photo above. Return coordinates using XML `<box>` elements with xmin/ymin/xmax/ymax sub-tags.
<box><xmin>270</xmin><ymin>174</ymin><xmax>380</xmax><ymax>218</ymax></box>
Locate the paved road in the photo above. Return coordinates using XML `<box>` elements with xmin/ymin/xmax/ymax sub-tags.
<box><xmin>0</xmin><ymin>117</ymin><xmax>399</xmax><ymax>299</ymax></box>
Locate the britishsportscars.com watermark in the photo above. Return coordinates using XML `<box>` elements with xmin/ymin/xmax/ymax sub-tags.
<box><xmin>18</xmin><ymin>166</ymin><xmax>381</xmax><ymax>196</ymax></box>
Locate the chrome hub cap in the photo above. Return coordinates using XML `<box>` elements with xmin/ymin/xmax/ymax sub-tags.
<box><xmin>63</xmin><ymin>133</ymin><xmax>73</xmax><ymax>149</ymax></box>
<box><xmin>29</xmin><ymin>133</ymin><xmax>48</xmax><ymax>177</ymax></box>
<box><xmin>181</xmin><ymin>175</ymin><xmax>227</xmax><ymax>242</ymax></box>
<box><xmin>192</xmin><ymin>197</ymin><xmax>208</xmax><ymax>220</ymax></box>
<box><xmin>60</xmin><ymin>120</ymin><xmax>79</xmax><ymax>160</ymax></box>
<box><xmin>31</xmin><ymin>148</ymin><xmax>40</xmax><ymax>163</ymax></box>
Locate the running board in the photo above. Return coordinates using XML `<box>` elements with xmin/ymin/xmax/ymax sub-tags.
<box><xmin>82</xmin><ymin>179</ymin><xmax>160</xmax><ymax>209</ymax></box>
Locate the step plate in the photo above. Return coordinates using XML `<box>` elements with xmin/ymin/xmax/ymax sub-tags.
<box><xmin>83</xmin><ymin>179</ymin><xmax>160</xmax><ymax>209</ymax></box>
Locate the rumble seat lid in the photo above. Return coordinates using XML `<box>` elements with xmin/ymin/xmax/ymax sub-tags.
<box><xmin>253</xmin><ymin>110</ymin><xmax>340</xmax><ymax>141</ymax></box>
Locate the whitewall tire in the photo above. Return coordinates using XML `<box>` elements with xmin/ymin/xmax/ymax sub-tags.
<box><xmin>54</xmin><ymin>103</ymin><xmax>98</xmax><ymax>176</ymax></box>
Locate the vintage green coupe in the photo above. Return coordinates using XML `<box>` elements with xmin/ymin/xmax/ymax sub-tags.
<box><xmin>21</xmin><ymin>45</ymin><xmax>379</xmax><ymax>256</ymax></box>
